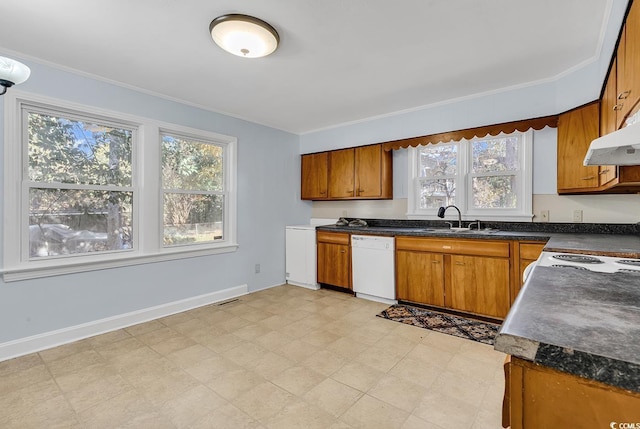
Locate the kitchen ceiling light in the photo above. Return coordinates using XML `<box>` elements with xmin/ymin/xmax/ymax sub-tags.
<box><xmin>209</xmin><ymin>14</ymin><xmax>279</xmax><ymax>58</ymax></box>
<box><xmin>0</xmin><ymin>56</ymin><xmax>30</xmax><ymax>96</ymax></box>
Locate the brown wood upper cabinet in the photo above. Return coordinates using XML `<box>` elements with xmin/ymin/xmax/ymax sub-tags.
<box><xmin>301</xmin><ymin>144</ymin><xmax>392</xmax><ymax>200</ymax></box>
<box><xmin>329</xmin><ymin>145</ymin><xmax>392</xmax><ymax>199</ymax></box>
<box><xmin>616</xmin><ymin>0</ymin><xmax>640</xmax><ymax>127</ymax></box>
<box><xmin>557</xmin><ymin>102</ymin><xmax>601</xmax><ymax>193</ymax></box>
<box><xmin>301</xmin><ymin>152</ymin><xmax>328</xmax><ymax>199</ymax></box>
<box><xmin>599</xmin><ymin>59</ymin><xmax>618</xmax><ymax>186</ymax></box>
<box><xmin>328</xmin><ymin>148</ymin><xmax>356</xmax><ymax>198</ymax></box>
<box><xmin>558</xmin><ymin>98</ymin><xmax>640</xmax><ymax>194</ymax></box>
<box><xmin>557</xmin><ymin>1</ymin><xmax>640</xmax><ymax>194</ymax></box>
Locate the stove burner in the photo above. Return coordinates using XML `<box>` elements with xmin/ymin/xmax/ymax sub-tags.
<box><xmin>550</xmin><ymin>264</ymin><xmax>591</xmax><ymax>271</ymax></box>
<box><xmin>616</xmin><ymin>259</ymin><xmax>640</xmax><ymax>267</ymax></box>
<box><xmin>551</xmin><ymin>254</ymin><xmax>604</xmax><ymax>264</ymax></box>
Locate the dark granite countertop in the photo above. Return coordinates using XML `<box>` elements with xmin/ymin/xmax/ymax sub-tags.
<box><xmin>316</xmin><ymin>218</ymin><xmax>640</xmax><ymax>390</ymax></box>
<box><xmin>494</xmin><ymin>266</ymin><xmax>640</xmax><ymax>392</ymax></box>
<box><xmin>316</xmin><ymin>220</ymin><xmax>640</xmax><ymax>256</ymax></box>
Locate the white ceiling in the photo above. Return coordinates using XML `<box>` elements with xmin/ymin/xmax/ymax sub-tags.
<box><xmin>0</xmin><ymin>0</ymin><xmax>615</xmax><ymax>134</ymax></box>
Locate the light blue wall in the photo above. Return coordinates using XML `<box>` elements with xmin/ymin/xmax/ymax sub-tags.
<box><xmin>299</xmin><ymin>2</ymin><xmax>628</xmax><ymax>154</ymax></box>
<box><xmin>0</xmin><ymin>59</ymin><xmax>311</xmax><ymax>343</ymax></box>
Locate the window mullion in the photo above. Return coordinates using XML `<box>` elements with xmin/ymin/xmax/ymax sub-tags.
<box><xmin>468</xmin><ymin>170</ymin><xmax>519</xmax><ymax>178</ymax></box>
<box><xmin>458</xmin><ymin>140</ymin><xmax>468</xmax><ymax>215</ymax></box>
<box><xmin>26</xmin><ymin>182</ymin><xmax>134</xmax><ymax>192</ymax></box>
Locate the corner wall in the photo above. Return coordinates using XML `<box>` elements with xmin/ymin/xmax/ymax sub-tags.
<box><xmin>0</xmin><ymin>58</ymin><xmax>311</xmax><ymax>345</ymax></box>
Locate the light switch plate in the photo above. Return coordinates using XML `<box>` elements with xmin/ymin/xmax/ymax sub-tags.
<box><xmin>573</xmin><ymin>210</ymin><xmax>583</xmax><ymax>223</ymax></box>
<box><xmin>540</xmin><ymin>210</ymin><xmax>549</xmax><ymax>222</ymax></box>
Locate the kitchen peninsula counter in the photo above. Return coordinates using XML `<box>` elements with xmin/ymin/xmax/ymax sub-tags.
<box><xmin>495</xmin><ymin>265</ymin><xmax>640</xmax><ymax>393</ymax></box>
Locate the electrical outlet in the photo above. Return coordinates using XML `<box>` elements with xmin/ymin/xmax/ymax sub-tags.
<box><xmin>573</xmin><ymin>210</ymin><xmax>583</xmax><ymax>223</ymax></box>
<box><xmin>255</xmin><ymin>264</ymin><xmax>260</xmax><ymax>273</ymax></box>
<box><xmin>540</xmin><ymin>210</ymin><xmax>549</xmax><ymax>223</ymax></box>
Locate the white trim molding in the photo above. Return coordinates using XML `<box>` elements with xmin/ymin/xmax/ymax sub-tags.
<box><xmin>0</xmin><ymin>284</ymin><xmax>248</xmax><ymax>362</ymax></box>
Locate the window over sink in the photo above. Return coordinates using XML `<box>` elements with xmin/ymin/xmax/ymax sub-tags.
<box><xmin>407</xmin><ymin>130</ymin><xmax>533</xmax><ymax>221</ymax></box>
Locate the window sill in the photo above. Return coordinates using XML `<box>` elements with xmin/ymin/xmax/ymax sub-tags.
<box><xmin>1</xmin><ymin>243</ymin><xmax>239</xmax><ymax>282</ymax></box>
<box><xmin>407</xmin><ymin>213</ymin><xmax>534</xmax><ymax>222</ymax></box>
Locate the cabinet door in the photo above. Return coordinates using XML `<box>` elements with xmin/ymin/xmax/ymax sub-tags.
<box><xmin>618</xmin><ymin>0</ymin><xmax>640</xmax><ymax>125</ymax></box>
<box><xmin>396</xmin><ymin>250</ymin><xmax>445</xmax><ymax>306</ymax></box>
<box><xmin>509</xmin><ymin>357</ymin><xmax>640</xmax><ymax>429</ymax></box>
<box><xmin>518</xmin><ymin>242</ymin><xmax>545</xmax><ymax>287</ymax></box>
<box><xmin>328</xmin><ymin>148</ymin><xmax>355</xmax><ymax>198</ymax></box>
<box><xmin>317</xmin><ymin>242</ymin><xmax>351</xmax><ymax>289</ymax></box>
<box><xmin>557</xmin><ymin>103</ymin><xmax>600</xmax><ymax>192</ymax></box>
<box><xmin>301</xmin><ymin>153</ymin><xmax>328</xmax><ymax>200</ymax></box>
<box><xmin>599</xmin><ymin>60</ymin><xmax>618</xmax><ymax>186</ymax></box>
<box><xmin>355</xmin><ymin>145</ymin><xmax>382</xmax><ymax>198</ymax></box>
<box><xmin>448</xmin><ymin>255</ymin><xmax>510</xmax><ymax>318</ymax></box>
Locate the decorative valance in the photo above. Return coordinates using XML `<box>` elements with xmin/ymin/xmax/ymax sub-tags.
<box><xmin>381</xmin><ymin>114</ymin><xmax>558</xmax><ymax>151</ymax></box>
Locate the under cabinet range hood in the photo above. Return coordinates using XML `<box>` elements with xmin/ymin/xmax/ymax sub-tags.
<box><xmin>584</xmin><ymin>120</ymin><xmax>640</xmax><ymax>166</ymax></box>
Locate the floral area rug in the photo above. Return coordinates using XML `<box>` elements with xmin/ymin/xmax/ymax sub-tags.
<box><xmin>377</xmin><ymin>304</ymin><xmax>500</xmax><ymax>345</ymax></box>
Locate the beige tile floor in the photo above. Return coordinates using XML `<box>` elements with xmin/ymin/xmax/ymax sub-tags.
<box><xmin>0</xmin><ymin>285</ymin><xmax>506</xmax><ymax>429</ymax></box>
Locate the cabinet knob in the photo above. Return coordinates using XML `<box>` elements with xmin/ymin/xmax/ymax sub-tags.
<box><xmin>455</xmin><ymin>262</ymin><xmax>465</xmax><ymax>266</ymax></box>
<box><xmin>431</xmin><ymin>260</ymin><xmax>440</xmax><ymax>264</ymax></box>
<box><xmin>581</xmin><ymin>176</ymin><xmax>596</xmax><ymax>180</ymax></box>
<box><xmin>613</xmin><ymin>104</ymin><xmax>624</xmax><ymax>111</ymax></box>
<box><xmin>618</xmin><ymin>90</ymin><xmax>631</xmax><ymax>100</ymax></box>
<box><xmin>599</xmin><ymin>169</ymin><xmax>610</xmax><ymax>175</ymax></box>
<box><xmin>340</xmin><ymin>250</ymin><xmax>346</xmax><ymax>253</ymax></box>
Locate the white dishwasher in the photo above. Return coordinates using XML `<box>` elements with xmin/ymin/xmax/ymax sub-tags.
<box><xmin>351</xmin><ymin>235</ymin><xmax>396</xmax><ymax>304</ymax></box>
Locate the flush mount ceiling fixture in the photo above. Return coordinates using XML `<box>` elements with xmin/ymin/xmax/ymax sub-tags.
<box><xmin>209</xmin><ymin>14</ymin><xmax>279</xmax><ymax>58</ymax></box>
<box><xmin>0</xmin><ymin>56</ymin><xmax>30</xmax><ymax>95</ymax></box>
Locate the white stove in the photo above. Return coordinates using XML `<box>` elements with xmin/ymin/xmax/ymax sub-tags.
<box><xmin>537</xmin><ymin>252</ymin><xmax>640</xmax><ymax>274</ymax></box>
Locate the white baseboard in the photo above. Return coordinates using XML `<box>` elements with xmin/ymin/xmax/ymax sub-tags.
<box><xmin>355</xmin><ymin>292</ymin><xmax>397</xmax><ymax>305</ymax></box>
<box><xmin>0</xmin><ymin>284</ymin><xmax>248</xmax><ymax>362</ymax></box>
<box><xmin>251</xmin><ymin>282</ymin><xmax>288</xmax><ymax>293</ymax></box>
<box><xmin>286</xmin><ymin>280</ymin><xmax>320</xmax><ymax>290</ymax></box>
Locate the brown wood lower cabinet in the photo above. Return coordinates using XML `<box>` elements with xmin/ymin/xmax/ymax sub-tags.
<box><xmin>396</xmin><ymin>250</ymin><xmax>445</xmax><ymax>306</ymax></box>
<box><xmin>396</xmin><ymin>236</ymin><xmax>511</xmax><ymax>319</ymax></box>
<box><xmin>516</xmin><ymin>242</ymin><xmax>546</xmax><ymax>300</ymax></box>
<box><xmin>316</xmin><ymin>231</ymin><xmax>351</xmax><ymax>289</ymax></box>
<box><xmin>449</xmin><ymin>254</ymin><xmax>510</xmax><ymax>319</ymax></box>
<box><xmin>504</xmin><ymin>356</ymin><xmax>640</xmax><ymax>428</ymax></box>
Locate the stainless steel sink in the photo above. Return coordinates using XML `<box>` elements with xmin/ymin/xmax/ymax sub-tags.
<box><xmin>458</xmin><ymin>229</ymin><xmax>500</xmax><ymax>234</ymax></box>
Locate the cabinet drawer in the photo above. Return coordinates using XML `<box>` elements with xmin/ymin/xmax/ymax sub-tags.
<box><xmin>396</xmin><ymin>237</ymin><xmax>509</xmax><ymax>257</ymax></box>
<box><xmin>317</xmin><ymin>231</ymin><xmax>350</xmax><ymax>245</ymax></box>
<box><xmin>519</xmin><ymin>242</ymin><xmax>545</xmax><ymax>260</ymax></box>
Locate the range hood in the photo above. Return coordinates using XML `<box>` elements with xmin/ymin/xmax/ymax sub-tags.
<box><xmin>584</xmin><ymin>120</ymin><xmax>640</xmax><ymax>166</ymax></box>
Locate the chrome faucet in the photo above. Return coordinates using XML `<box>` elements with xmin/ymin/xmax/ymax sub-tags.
<box><xmin>467</xmin><ymin>220</ymin><xmax>481</xmax><ymax>230</ymax></box>
<box><xmin>437</xmin><ymin>205</ymin><xmax>462</xmax><ymax>228</ymax></box>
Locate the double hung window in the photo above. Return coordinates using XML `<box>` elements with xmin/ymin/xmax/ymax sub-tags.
<box><xmin>161</xmin><ymin>132</ymin><xmax>226</xmax><ymax>247</ymax></box>
<box><xmin>26</xmin><ymin>108</ymin><xmax>135</xmax><ymax>258</ymax></box>
<box><xmin>408</xmin><ymin>131</ymin><xmax>532</xmax><ymax>221</ymax></box>
<box><xmin>3</xmin><ymin>93</ymin><xmax>237</xmax><ymax>281</ymax></box>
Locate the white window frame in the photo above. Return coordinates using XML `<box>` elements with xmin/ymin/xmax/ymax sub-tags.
<box><xmin>3</xmin><ymin>91</ymin><xmax>238</xmax><ymax>282</ymax></box>
<box><xmin>159</xmin><ymin>128</ymin><xmax>232</xmax><ymax>249</ymax></box>
<box><xmin>408</xmin><ymin>130</ymin><xmax>533</xmax><ymax>222</ymax></box>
